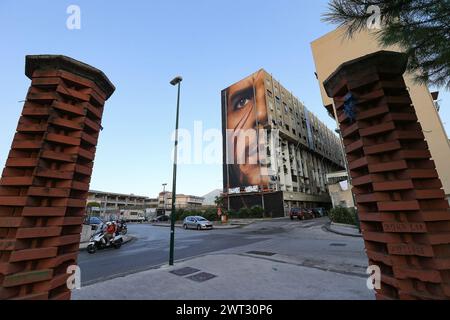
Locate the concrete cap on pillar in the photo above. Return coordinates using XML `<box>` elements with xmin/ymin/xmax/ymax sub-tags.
<box><xmin>323</xmin><ymin>50</ymin><xmax>408</xmax><ymax>98</ymax></box>
<box><xmin>25</xmin><ymin>54</ymin><xmax>116</xmax><ymax>99</ymax></box>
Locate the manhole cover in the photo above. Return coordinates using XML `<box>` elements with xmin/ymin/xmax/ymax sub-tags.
<box><xmin>247</xmin><ymin>251</ymin><xmax>276</xmax><ymax>256</ymax></box>
<box><xmin>330</xmin><ymin>243</ymin><xmax>347</xmax><ymax>247</ymax></box>
<box><xmin>187</xmin><ymin>272</ymin><xmax>217</xmax><ymax>283</ymax></box>
<box><xmin>170</xmin><ymin>267</ymin><xmax>201</xmax><ymax>277</ymax></box>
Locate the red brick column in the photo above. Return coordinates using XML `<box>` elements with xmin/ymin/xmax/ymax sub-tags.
<box><xmin>0</xmin><ymin>55</ymin><xmax>114</xmax><ymax>300</ymax></box>
<box><xmin>323</xmin><ymin>51</ymin><xmax>450</xmax><ymax>300</ymax></box>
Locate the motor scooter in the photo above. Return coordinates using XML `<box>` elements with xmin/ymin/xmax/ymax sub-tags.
<box><xmin>87</xmin><ymin>223</ymin><xmax>123</xmax><ymax>254</ymax></box>
<box><xmin>116</xmin><ymin>219</ymin><xmax>128</xmax><ymax>235</ymax></box>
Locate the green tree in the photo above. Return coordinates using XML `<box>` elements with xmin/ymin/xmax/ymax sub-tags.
<box><xmin>86</xmin><ymin>202</ymin><xmax>101</xmax><ymax>217</ymax></box>
<box><xmin>214</xmin><ymin>195</ymin><xmax>225</xmax><ymax>209</ymax></box>
<box><xmin>323</xmin><ymin>0</ymin><xmax>450</xmax><ymax>88</ymax></box>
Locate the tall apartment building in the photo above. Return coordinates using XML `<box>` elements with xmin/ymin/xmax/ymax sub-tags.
<box><xmin>221</xmin><ymin>69</ymin><xmax>345</xmax><ymax>216</ymax></box>
<box><xmin>311</xmin><ymin>28</ymin><xmax>450</xmax><ymax>203</ymax></box>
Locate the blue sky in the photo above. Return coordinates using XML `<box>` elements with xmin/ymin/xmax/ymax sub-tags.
<box><xmin>0</xmin><ymin>0</ymin><xmax>449</xmax><ymax>198</ymax></box>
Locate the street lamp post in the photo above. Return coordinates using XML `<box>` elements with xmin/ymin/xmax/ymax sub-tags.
<box><xmin>169</xmin><ymin>75</ymin><xmax>183</xmax><ymax>266</ymax></box>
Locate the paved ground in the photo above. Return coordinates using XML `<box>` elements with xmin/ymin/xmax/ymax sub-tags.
<box><xmin>77</xmin><ymin>222</ymin><xmax>268</xmax><ymax>285</ymax></box>
<box><xmin>74</xmin><ymin>218</ymin><xmax>375</xmax><ymax>299</ymax></box>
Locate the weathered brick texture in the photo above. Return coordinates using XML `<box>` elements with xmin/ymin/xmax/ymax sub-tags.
<box><xmin>323</xmin><ymin>51</ymin><xmax>450</xmax><ymax>300</ymax></box>
<box><xmin>0</xmin><ymin>55</ymin><xmax>114</xmax><ymax>300</ymax></box>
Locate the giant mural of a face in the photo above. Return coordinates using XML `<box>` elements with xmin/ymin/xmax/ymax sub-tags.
<box><xmin>223</xmin><ymin>70</ymin><xmax>269</xmax><ymax>189</ymax></box>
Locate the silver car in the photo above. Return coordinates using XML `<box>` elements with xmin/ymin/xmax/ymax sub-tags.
<box><xmin>183</xmin><ymin>216</ymin><xmax>213</xmax><ymax>230</ymax></box>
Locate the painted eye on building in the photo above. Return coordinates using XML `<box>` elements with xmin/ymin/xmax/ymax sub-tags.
<box><xmin>230</xmin><ymin>87</ymin><xmax>254</xmax><ymax>112</ymax></box>
<box><xmin>235</xmin><ymin>98</ymin><xmax>251</xmax><ymax>110</ymax></box>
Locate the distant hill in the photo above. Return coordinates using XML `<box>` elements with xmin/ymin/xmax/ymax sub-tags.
<box><xmin>202</xmin><ymin>189</ymin><xmax>222</xmax><ymax>206</ymax></box>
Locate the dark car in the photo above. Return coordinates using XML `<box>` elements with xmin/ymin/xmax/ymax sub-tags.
<box><xmin>152</xmin><ymin>215</ymin><xmax>169</xmax><ymax>223</ymax></box>
<box><xmin>303</xmin><ymin>209</ymin><xmax>315</xmax><ymax>220</ymax></box>
<box><xmin>290</xmin><ymin>208</ymin><xmax>305</xmax><ymax>220</ymax></box>
<box><xmin>290</xmin><ymin>208</ymin><xmax>315</xmax><ymax>220</ymax></box>
<box><xmin>312</xmin><ymin>207</ymin><xmax>326</xmax><ymax>218</ymax></box>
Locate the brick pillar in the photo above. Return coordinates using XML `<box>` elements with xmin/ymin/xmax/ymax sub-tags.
<box><xmin>0</xmin><ymin>55</ymin><xmax>114</xmax><ymax>300</ymax></box>
<box><xmin>323</xmin><ymin>50</ymin><xmax>450</xmax><ymax>300</ymax></box>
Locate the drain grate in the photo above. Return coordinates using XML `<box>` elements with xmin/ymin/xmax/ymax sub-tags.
<box><xmin>330</xmin><ymin>243</ymin><xmax>347</xmax><ymax>247</ymax></box>
<box><xmin>246</xmin><ymin>251</ymin><xmax>276</xmax><ymax>256</ymax></box>
<box><xmin>170</xmin><ymin>267</ymin><xmax>201</xmax><ymax>277</ymax></box>
<box><xmin>187</xmin><ymin>272</ymin><xmax>217</xmax><ymax>283</ymax></box>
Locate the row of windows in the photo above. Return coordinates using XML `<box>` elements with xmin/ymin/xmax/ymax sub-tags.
<box><xmin>265</xmin><ymin>78</ymin><xmax>343</xmax><ymax>166</ymax></box>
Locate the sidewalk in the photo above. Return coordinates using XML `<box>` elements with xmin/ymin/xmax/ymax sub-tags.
<box><xmin>79</xmin><ymin>235</ymin><xmax>134</xmax><ymax>250</ymax></box>
<box><xmin>72</xmin><ymin>252</ymin><xmax>374</xmax><ymax>300</ymax></box>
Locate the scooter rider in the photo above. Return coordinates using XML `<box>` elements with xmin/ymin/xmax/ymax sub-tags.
<box><xmin>104</xmin><ymin>221</ymin><xmax>117</xmax><ymax>245</ymax></box>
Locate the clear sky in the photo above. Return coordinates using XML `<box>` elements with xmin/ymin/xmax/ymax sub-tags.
<box><xmin>1</xmin><ymin>0</ymin><xmax>449</xmax><ymax>199</ymax></box>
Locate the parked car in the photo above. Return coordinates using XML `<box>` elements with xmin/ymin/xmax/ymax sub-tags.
<box><xmin>183</xmin><ymin>216</ymin><xmax>213</xmax><ymax>230</ymax></box>
<box><xmin>83</xmin><ymin>216</ymin><xmax>104</xmax><ymax>230</ymax></box>
<box><xmin>289</xmin><ymin>208</ymin><xmax>305</xmax><ymax>220</ymax></box>
<box><xmin>152</xmin><ymin>215</ymin><xmax>169</xmax><ymax>223</ymax></box>
<box><xmin>304</xmin><ymin>209</ymin><xmax>315</xmax><ymax>220</ymax></box>
<box><xmin>312</xmin><ymin>207</ymin><xmax>326</xmax><ymax>218</ymax></box>
<box><xmin>289</xmin><ymin>208</ymin><xmax>315</xmax><ymax>220</ymax></box>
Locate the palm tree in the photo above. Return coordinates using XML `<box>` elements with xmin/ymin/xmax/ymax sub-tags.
<box><xmin>323</xmin><ymin>0</ymin><xmax>450</xmax><ymax>89</ymax></box>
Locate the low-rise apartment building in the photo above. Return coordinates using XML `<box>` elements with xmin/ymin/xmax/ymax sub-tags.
<box><xmin>159</xmin><ymin>192</ymin><xmax>204</xmax><ymax>209</ymax></box>
<box><xmin>87</xmin><ymin>190</ymin><xmax>150</xmax><ymax>214</ymax></box>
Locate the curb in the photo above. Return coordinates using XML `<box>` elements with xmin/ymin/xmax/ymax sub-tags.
<box><xmin>151</xmin><ymin>223</ymin><xmax>243</xmax><ymax>230</ymax></box>
<box><xmin>331</xmin><ymin>222</ymin><xmax>359</xmax><ymax>230</ymax></box>
<box><xmin>323</xmin><ymin>222</ymin><xmax>362</xmax><ymax>238</ymax></box>
<box><xmin>79</xmin><ymin>235</ymin><xmax>136</xmax><ymax>251</ymax></box>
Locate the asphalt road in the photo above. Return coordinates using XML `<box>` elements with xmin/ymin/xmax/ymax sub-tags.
<box><xmin>77</xmin><ymin>223</ymin><xmax>270</xmax><ymax>285</ymax></box>
<box><xmin>77</xmin><ymin>218</ymin><xmax>368</xmax><ymax>286</ymax></box>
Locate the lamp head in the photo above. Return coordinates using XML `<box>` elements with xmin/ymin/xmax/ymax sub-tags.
<box><xmin>170</xmin><ymin>76</ymin><xmax>183</xmax><ymax>86</ymax></box>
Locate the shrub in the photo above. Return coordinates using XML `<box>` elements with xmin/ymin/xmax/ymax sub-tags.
<box><xmin>172</xmin><ymin>209</ymin><xmax>185</xmax><ymax>221</ymax></box>
<box><xmin>227</xmin><ymin>210</ymin><xmax>239</xmax><ymax>219</ymax></box>
<box><xmin>238</xmin><ymin>207</ymin><xmax>251</xmax><ymax>218</ymax></box>
<box><xmin>249</xmin><ymin>206</ymin><xmax>264</xmax><ymax>218</ymax></box>
<box><xmin>202</xmin><ymin>208</ymin><xmax>219</xmax><ymax>221</ymax></box>
<box><xmin>329</xmin><ymin>207</ymin><xmax>358</xmax><ymax>226</ymax></box>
